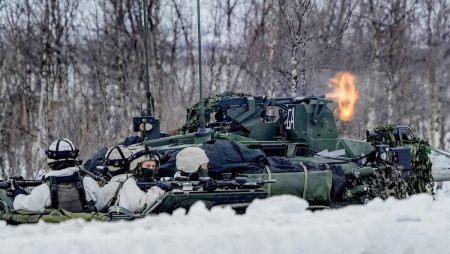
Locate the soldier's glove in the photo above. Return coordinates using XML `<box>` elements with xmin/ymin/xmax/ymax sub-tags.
<box><xmin>11</xmin><ymin>180</ymin><xmax>27</xmax><ymax>198</ymax></box>
<box><xmin>156</xmin><ymin>181</ymin><xmax>173</xmax><ymax>191</ymax></box>
<box><xmin>205</xmin><ymin>178</ymin><xmax>217</xmax><ymax>192</ymax></box>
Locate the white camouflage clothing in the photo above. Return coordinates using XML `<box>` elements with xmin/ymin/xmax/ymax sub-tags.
<box><xmin>98</xmin><ymin>174</ymin><xmax>165</xmax><ymax>212</ymax></box>
<box><xmin>13</xmin><ymin>166</ymin><xmax>102</xmax><ymax>212</ymax></box>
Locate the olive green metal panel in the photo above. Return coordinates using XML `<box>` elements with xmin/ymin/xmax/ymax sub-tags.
<box><xmin>214</xmin><ymin>132</ymin><xmax>256</xmax><ymax>142</ymax></box>
<box><xmin>337</xmin><ymin>138</ymin><xmax>374</xmax><ymax>158</ymax></box>
<box><xmin>307</xmin><ymin>139</ymin><xmax>339</xmax><ymax>153</ymax></box>
<box><xmin>249</xmin><ymin>123</ymin><xmax>278</xmax><ymax>141</ymax></box>
<box><xmin>194</xmin><ymin>133</ymin><xmax>212</xmax><ymax>144</ymax></box>
<box><xmin>144</xmin><ymin>132</ymin><xmax>212</xmax><ymax>147</ymax></box>
<box><xmin>152</xmin><ymin>190</ymin><xmax>269</xmax><ymax>214</ymax></box>
<box><xmin>249</xmin><ymin>171</ymin><xmax>332</xmax><ymax>206</ymax></box>
<box><xmin>287</xmin><ymin>104</ymin><xmax>338</xmax><ymax>152</ymax></box>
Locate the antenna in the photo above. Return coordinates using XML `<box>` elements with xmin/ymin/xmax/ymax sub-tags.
<box><xmin>143</xmin><ymin>0</ymin><xmax>153</xmax><ymax>116</ymax></box>
<box><xmin>196</xmin><ymin>0</ymin><xmax>209</xmax><ymax>135</ymax></box>
<box><xmin>132</xmin><ymin>0</ymin><xmax>161</xmax><ymax>141</ymax></box>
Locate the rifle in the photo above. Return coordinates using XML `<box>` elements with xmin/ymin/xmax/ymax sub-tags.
<box><xmin>0</xmin><ymin>166</ymin><xmax>112</xmax><ymax>191</ymax></box>
<box><xmin>79</xmin><ymin>166</ymin><xmax>112</xmax><ymax>186</ymax></box>
<box><xmin>0</xmin><ymin>177</ymin><xmax>43</xmax><ymax>199</ymax></box>
<box><xmin>0</xmin><ymin>176</ymin><xmax>43</xmax><ymax>189</ymax></box>
<box><xmin>136</xmin><ymin>176</ymin><xmax>275</xmax><ymax>192</ymax></box>
<box><xmin>215</xmin><ymin>176</ymin><xmax>276</xmax><ymax>189</ymax></box>
<box><xmin>136</xmin><ymin>178</ymin><xmax>201</xmax><ymax>191</ymax></box>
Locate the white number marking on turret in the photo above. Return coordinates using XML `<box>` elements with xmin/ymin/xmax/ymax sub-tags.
<box><xmin>286</xmin><ymin>108</ymin><xmax>295</xmax><ymax>130</ymax></box>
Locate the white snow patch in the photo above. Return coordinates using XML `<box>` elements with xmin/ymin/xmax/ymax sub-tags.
<box><xmin>2</xmin><ymin>194</ymin><xmax>450</xmax><ymax>254</ymax></box>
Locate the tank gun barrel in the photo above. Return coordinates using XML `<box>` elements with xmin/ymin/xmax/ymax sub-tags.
<box><xmin>292</xmin><ymin>95</ymin><xmax>333</xmax><ymax>104</ymax></box>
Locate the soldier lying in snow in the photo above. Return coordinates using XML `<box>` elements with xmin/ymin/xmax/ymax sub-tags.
<box><xmin>13</xmin><ymin>139</ymin><xmax>102</xmax><ymax>212</ymax></box>
<box><xmin>97</xmin><ymin>145</ymin><xmax>166</xmax><ymax>213</ymax></box>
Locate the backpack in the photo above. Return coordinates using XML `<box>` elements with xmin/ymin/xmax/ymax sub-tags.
<box><xmin>46</xmin><ymin>172</ymin><xmax>95</xmax><ymax>212</ymax></box>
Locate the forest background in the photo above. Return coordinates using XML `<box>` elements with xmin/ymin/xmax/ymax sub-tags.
<box><xmin>0</xmin><ymin>0</ymin><xmax>449</xmax><ymax>178</ymax></box>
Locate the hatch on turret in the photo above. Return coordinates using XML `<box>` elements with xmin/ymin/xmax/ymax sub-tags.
<box><xmin>285</xmin><ymin>99</ymin><xmax>338</xmax><ymax>152</ymax></box>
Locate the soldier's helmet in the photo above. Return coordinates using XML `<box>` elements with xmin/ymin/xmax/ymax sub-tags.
<box><xmin>45</xmin><ymin>139</ymin><xmax>79</xmax><ymax>165</ymax></box>
<box><xmin>129</xmin><ymin>146</ymin><xmax>160</xmax><ymax>172</ymax></box>
<box><xmin>105</xmin><ymin>145</ymin><xmax>132</xmax><ymax>173</ymax></box>
<box><xmin>176</xmin><ymin>146</ymin><xmax>209</xmax><ymax>174</ymax></box>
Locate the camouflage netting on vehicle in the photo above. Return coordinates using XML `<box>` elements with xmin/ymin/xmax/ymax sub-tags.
<box><xmin>0</xmin><ymin>209</ymin><xmax>108</xmax><ymax>225</ymax></box>
<box><xmin>183</xmin><ymin>91</ymin><xmax>249</xmax><ymax>132</ymax></box>
<box><xmin>368</xmin><ymin>125</ymin><xmax>434</xmax><ymax>196</ymax></box>
<box><xmin>367</xmin><ymin>125</ymin><xmax>399</xmax><ymax>147</ymax></box>
<box><xmin>362</xmin><ymin>164</ymin><xmax>408</xmax><ymax>200</ymax></box>
<box><xmin>405</xmin><ymin>141</ymin><xmax>434</xmax><ymax>195</ymax></box>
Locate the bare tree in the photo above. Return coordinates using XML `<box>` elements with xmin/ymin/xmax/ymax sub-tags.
<box><xmin>1</xmin><ymin>0</ymin><xmax>449</xmax><ymax>177</ymax></box>
<box><xmin>422</xmin><ymin>0</ymin><xmax>450</xmax><ymax>149</ymax></box>
<box><xmin>362</xmin><ymin>0</ymin><xmax>418</xmax><ymax>125</ymax></box>
<box><xmin>275</xmin><ymin>0</ymin><xmax>313</xmax><ymax>95</ymax></box>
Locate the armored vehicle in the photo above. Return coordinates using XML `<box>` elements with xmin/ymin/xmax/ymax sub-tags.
<box><xmin>115</xmin><ymin>93</ymin><xmax>437</xmax><ymax>213</ymax></box>
<box><xmin>0</xmin><ymin>92</ymin><xmax>446</xmax><ymax>224</ymax></box>
<box><xmin>2</xmin><ymin>0</ymin><xmax>446</xmax><ymax>224</ymax></box>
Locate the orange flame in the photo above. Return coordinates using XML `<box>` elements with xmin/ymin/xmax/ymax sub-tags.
<box><xmin>325</xmin><ymin>72</ymin><xmax>358</xmax><ymax>121</ymax></box>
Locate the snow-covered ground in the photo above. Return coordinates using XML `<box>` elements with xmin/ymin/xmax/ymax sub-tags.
<box><xmin>1</xmin><ymin>192</ymin><xmax>450</xmax><ymax>254</ymax></box>
<box><xmin>1</xmin><ymin>149</ymin><xmax>449</xmax><ymax>254</ymax></box>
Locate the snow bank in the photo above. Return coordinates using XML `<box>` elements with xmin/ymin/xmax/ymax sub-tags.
<box><xmin>2</xmin><ymin>194</ymin><xmax>450</xmax><ymax>254</ymax></box>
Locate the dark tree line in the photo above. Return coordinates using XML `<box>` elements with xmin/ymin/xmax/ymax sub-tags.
<box><xmin>1</xmin><ymin>0</ymin><xmax>449</xmax><ymax>178</ymax></box>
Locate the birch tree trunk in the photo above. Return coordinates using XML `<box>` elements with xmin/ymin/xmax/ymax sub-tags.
<box><xmin>290</xmin><ymin>42</ymin><xmax>298</xmax><ymax>96</ymax></box>
<box><xmin>429</xmin><ymin>62</ymin><xmax>441</xmax><ymax>147</ymax></box>
<box><xmin>424</xmin><ymin>0</ymin><xmax>449</xmax><ymax>148</ymax></box>
<box><xmin>225</xmin><ymin>0</ymin><xmax>237</xmax><ymax>87</ymax></box>
<box><xmin>34</xmin><ymin>0</ymin><xmax>52</xmax><ymax>178</ymax></box>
